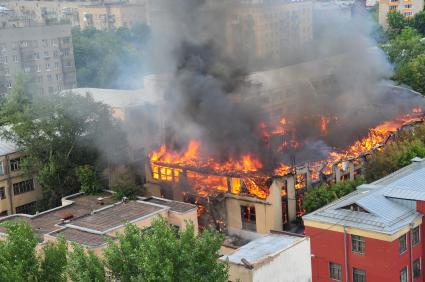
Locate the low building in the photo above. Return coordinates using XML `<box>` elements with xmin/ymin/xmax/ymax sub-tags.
<box><xmin>0</xmin><ymin>139</ymin><xmax>42</xmax><ymax>216</ymax></box>
<box><xmin>0</xmin><ymin>192</ymin><xmax>198</xmax><ymax>254</ymax></box>
<box><xmin>220</xmin><ymin>231</ymin><xmax>312</xmax><ymax>282</ymax></box>
<box><xmin>78</xmin><ymin>3</ymin><xmax>146</xmax><ymax>31</ymax></box>
<box><xmin>379</xmin><ymin>0</ymin><xmax>424</xmax><ymax>28</ymax></box>
<box><xmin>304</xmin><ymin>157</ymin><xmax>425</xmax><ymax>281</ymax></box>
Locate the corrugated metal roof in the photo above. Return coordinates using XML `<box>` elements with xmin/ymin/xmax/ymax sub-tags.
<box><xmin>219</xmin><ymin>234</ymin><xmax>305</xmax><ymax>266</ymax></box>
<box><xmin>303</xmin><ymin>159</ymin><xmax>425</xmax><ymax>235</ymax></box>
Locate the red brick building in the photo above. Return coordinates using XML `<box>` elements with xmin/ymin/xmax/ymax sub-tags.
<box><xmin>304</xmin><ymin>158</ymin><xmax>425</xmax><ymax>282</ymax></box>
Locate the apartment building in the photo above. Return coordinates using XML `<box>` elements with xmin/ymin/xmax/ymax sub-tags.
<box><xmin>0</xmin><ymin>139</ymin><xmax>42</xmax><ymax>216</ymax></box>
<box><xmin>0</xmin><ymin>24</ymin><xmax>77</xmax><ymax>96</ymax></box>
<box><xmin>225</xmin><ymin>0</ymin><xmax>313</xmax><ymax>61</ymax></box>
<box><xmin>3</xmin><ymin>0</ymin><xmax>86</xmax><ymax>26</ymax></box>
<box><xmin>0</xmin><ymin>192</ymin><xmax>198</xmax><ymax>254</ymax></box>
<box><xmin>78</xmin><ymin>3</ymin><xmax>146</xmax><ymax>31</ymax></box>
<box><xmin>379</xmin><ymin>0</ymin><xmax>424</xmax><ymax>28</ymax></box>
<box><xmin>304</xmin><ymin>158</ymin><xmax>425</xmax><ymax>281</ymax></box>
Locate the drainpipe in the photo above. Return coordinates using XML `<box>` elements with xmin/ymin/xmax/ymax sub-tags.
<box><xmin>410</xmin><ymin>223</ymin><xmax>414</xmax><ymax>282</ymax></box>
<box><xmin>344</xmin><ymin>226</ymin><xmax>349</xmax><ymax>282</ymax></box>
<box><xmin>4</xmin><ymin>154</ymin><xmax>13</xmax><ymax>214</ymax></box>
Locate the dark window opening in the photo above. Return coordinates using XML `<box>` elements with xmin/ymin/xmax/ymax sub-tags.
<box><xmin>241</xmin><ymin>205</ymin><xmax>256</xmax><ymax>231</ymax></box>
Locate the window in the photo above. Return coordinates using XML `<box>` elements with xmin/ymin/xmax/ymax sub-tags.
<box><xmin>0</xmin><ymin>187</ymin><xmax>5</xmax><ymax>199</ymax></box>
<box><xmin>13</xmin><ymin>55</ymin><xmax>18</xmax><ymax>63</ymax></box>
<box><xmin>6</xmin><ymin>80</ymin><xmax>11</xmax><ymax>89</ymax></box>
<box><xmin>10</xmin><ymin>158</ymin><xmax>20</xmax><ymax>171</ymax></box>
<box><xmin>56</xmin><ymin>74</ymin><xmax>62</xmax><ymax>81</ymax></box>
<box><xmin>412</xmin><ymin>226</ymin><xmax>420</xmax><ymax>246</ymax></box>
<box><xmin>0</xmin><ymin>162</ymin><xmax>4</xmax><ymax>175</ymax></box>
<box><xmin>399</xmin><ymin>234</ymin><xmax>407</xmax><ymax>254</ymax></box>
<box><xmin>53</xmin><ymin>51</ymin><xmax>58</xmax><ymax>57</ymax></box>
<box><xmin>36</xmin><ymin>65</ymin><xmax>41</xmax><ymax>72</ymax></box>
<box><xmin>400</xmin><ymin>267</ymin><xmax>408</xmax><ymax>282</ymax></box>
<box><xmin>329</xmin><ymin>262</ymin><xmax>342</xmax><ymax>281</ymax></box>
<box><xmin>15</xmin><ymin>201</ymin><xmax>36</xmax><ymax>214</ymax></box>
<box><xmin>4</xmin><ymin>68</ymin><xmax>9</xmax><ymax>76</ymax></box>
<box><xmin>405</xmin><ymin>4</ymin><xmax>412</xmax><ymax>8</ymax></box>
<box><xmin>21</xmin><ymin>40</ymin><xmax>28</xmax><ymax>47</ymax></box>
<box><xmin>63</xmin><ymin>37</ymin><xmax>70</xmax><ymax>44</ymax></box>
<box><xmin>63</xmin><ymin>48</ymin><xmax>70</xmax><ymax>56</ymax></box>
<box><xmin>47</xmin><ymin>74</ymin><xmax>52</xmax><ymax>81</ymax></box>
<box><xmin>55</xmin><ymin>62</ymin><xmax>59</xmax><ymax>69</ymax></box>
<box><xmin>353</xmin><ymin>268</ymin><xmax>366</xmax><ymax>282</ymax></box>
<box><xmin>351</xmin><ymin>235</ymin><xmax>365</xmax><ymax>254</ymax></box>
<box><xmin>414</xmin><ymin>258</ymin><xmax>421</xmax><ymax>278</ymax></box>
<box><xmin>241</xmin><ymin>205</ymin><xmax>256</xmax><ymax>231</ymax></box>
<box><xmin>45</xmin><ymin>63</ymin><xmax>50</xmax><ymax>71</ymax></box>
<box><xmin>0</xmin><ymin>211</ymin><xmax>7</xmax><ymax>216</ymax></box>
<box><xmin>389</xmin><ymin>5</ymin><xmax>397</xmax><ymax>10</ymax></box>
<box><xmin>44</xmin><ymin>51</ymin><xmax>49</xmax><ymax>58</ymax></box>
<box><xmin>33</xmin><ymin>53</ymin><xmax>40</xmax><ymax>60</ymax></box>
<box><xmin>13</xmin><ymin>179</ymin><xmax>34</xmax><ymax>195</ymax></box>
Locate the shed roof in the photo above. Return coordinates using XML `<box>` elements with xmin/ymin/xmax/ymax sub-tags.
<box><xmin>220</xmin><ymin>234</ymin><xmax>306</xmax><ymax>267</ymax></box>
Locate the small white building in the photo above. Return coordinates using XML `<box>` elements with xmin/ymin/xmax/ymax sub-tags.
<box><xmin>220</xmin><ymin>232</ymin><xmax>312</xmax><ymax>282</ymax></box>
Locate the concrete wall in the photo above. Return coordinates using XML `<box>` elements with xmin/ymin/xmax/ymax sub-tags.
<box><xmin>252</xmin><ymin>237</ymin><xmax>312</xmax><ymax>282</ymax></box>
<box><xmin>226</xmin><ymin>237</ymin><xmax>312</xmax><ymax>282</ymax></box>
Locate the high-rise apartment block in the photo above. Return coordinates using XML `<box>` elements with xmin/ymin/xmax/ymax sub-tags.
<box><xmin>379</xmin><ymin>0</ymin><xmax>424</xmax><ymax>28</ymax></box>
<box><xmin>0</xmin><ymin>24</ymin><xmax>77</xmax><ymax>96</ymax></box>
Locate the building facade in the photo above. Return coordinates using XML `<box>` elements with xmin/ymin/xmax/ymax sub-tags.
<box><xmin>0</xmin><ymin>140</ymin><xmax>42</xmax><ymax>216</ymax></box>
<box><xmin>304</xmin><ymin>158</ymin><xmax>425</xmax><ymax>281</ymax></box>
<box><xmin>379</xmin><ymin>0</ymin><xmax>424</xmax><ymax>28</ymax></box>
<box><xmin>0</xmin><ymin>24</ymin><xmax>77</xmax><ymax>96</ymax></box>
<box><xmin>78</xmin><ymin>3</ymin><xmax>146</xmax><ymax>31</ymax></box>
<box><xmin>3</xmin><ymin>0</ymin><xmax>86</xmax><ymax>27</ymax></box>
<box><xmin>224</xmin><ymin>0</ymin><xmax>313</xmax><ymax>62</ymax></box>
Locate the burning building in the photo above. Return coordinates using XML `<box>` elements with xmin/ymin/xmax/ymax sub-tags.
<box><xmin>121</xmin><ymin>0</ymin><xmax>425</xmax><ymax>236</ymax></box>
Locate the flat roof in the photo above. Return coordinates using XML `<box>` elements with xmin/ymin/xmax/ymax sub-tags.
<box><xmin>0</xmin><ymin>192</ymin><xmax>117</xmax><ymax>235</ymax></box>
<box><xmin>67</xmin><ymin>201</ymin><xmax>165</xmax><ymax>233</ymax></box>
<box><xmin>220</xmin><ymin>234</ymin><xmax>305</xmax><ymax>267</ymax></box>
<box><xmin>142</xmin><ymin>197</ymin><xmax>197</xmax><ymax>213</ymax></box>
<box><xmin>49</xmin><ymin>227</ymin><xmax>110</xmax><ymax>248</ymax></box>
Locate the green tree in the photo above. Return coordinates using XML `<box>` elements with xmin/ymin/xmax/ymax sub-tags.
<box><xmin>0</xmin><ymin>81</ymin><xmax>126</xmax><ymax>208</ymax></box>
<box><xmin>72</xmin><ymin>25</ymin><xmax>150</xmax><ymax>89</ymax></box>
<box><xmin>410</xmin><ymin>11</ymin><xmax>425</xmax><ymax>36</ymax></box>
<box><xmin>387</xmin><ymin>11</ymin><xmax>409</xmax><ymax>37</ymax></box>
<box><xmin>67</xmin><ymin>243</ymin><xmax>106</xmax><ymax>282</ymax></box>
<box><xmin>39</xmin><ymin>237</ymin><xmax>68</xmax><ymax>282</ymax></box>
<box><xmin>303</xmin><ymin>177</ymin><xmax>365</xmax><ymax>213</ymax></box>
<box><xmin>76</xmin><ymin>165</ymin><xmax>103</xmax><ymax>195</ymax></box>
<box><xmin>104</xmin><ymin>219</ymin><xmax>228</xmax><ymax>282</ymax></box>
<box><xmin>365</xmin><ymin>138</ymin><xmax>425</xmax><ymax>182</ymax></box>
<box><xmin>0</xmin><ymin>221</ymin><xmax>39</xmax><ymax>282</ymax></box>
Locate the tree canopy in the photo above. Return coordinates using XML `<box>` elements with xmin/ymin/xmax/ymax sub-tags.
<box><xmin>0</xmin><ymin>220</ymin><xmax>228</xmax><ymax>282</ymax></box>
<box><xmin>364</xmin><ymin>125</ymin><xmax>425</xmax><ymax>182</ymax></box>
<box><xmin>0</xmin><ymin>76</ymin><xmax>127</xmax><ymax>209</ymax></box>
<box><xmin>72</xmin><ymin>25</ymin><xmax>150</xmax><ymax>89</ymax></box>
<box><xmin>302</xmin><ymin>177</ymin><xmax>365</xmax><ymax>213</ymax></box>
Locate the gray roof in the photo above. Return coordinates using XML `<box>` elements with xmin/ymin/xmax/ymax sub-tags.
<box><xmin>0</xmin><ymin>139</ymin><xmax>19</xmax><ymax>156</ymax></box>
<box><xmin>303</xmin><ymin>159</ymin><xmax>425</xmax><ymax>235</ymax></box>
<box><xmin>220</xmin><ymin>234</ymin><xmax>305</xmax><ymax>266</ymax></box>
